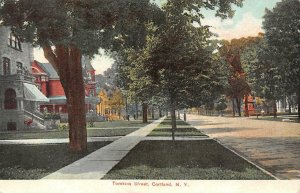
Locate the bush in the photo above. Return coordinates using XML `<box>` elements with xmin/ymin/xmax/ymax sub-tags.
<box><xmin>58</xmin><ymin>123</ymin><xmax>68</xmax><ymax>131</ymax></box>
<box><xmin>44</xmin><ymin>113</ymin><xmax>61</xmax><ymax>120</ymax></box>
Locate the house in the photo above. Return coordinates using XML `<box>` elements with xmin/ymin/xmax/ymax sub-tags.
<box><xmin>0</xmin><ymin>26</ymin><xmax>49</xmax><ymax>131</ymax></box>
<box><xmin>96</xmin><ymin>88</ymin><xmax>124</xmax><ymax>120</ymax></box>
<box><xmin>32</xmin><ymin>56</ymin><xmax>99</xmax><ymax>121</ymax></box>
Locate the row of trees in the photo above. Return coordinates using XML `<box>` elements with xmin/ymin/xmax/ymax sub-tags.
<box><xmin>220</xmin><ymin>0</ymin><xmax>300</xmax><ymax>118</ymax></box>
<box><xmin>114</xmin><ymin>0</ymin><xmax>243</xmax><ymax>140</ymax></box>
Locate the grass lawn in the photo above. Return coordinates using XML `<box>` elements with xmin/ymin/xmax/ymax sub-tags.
<box><xmin>103</xmin><ymin>140</ymin><xmax>273</xmax><ymax>180</ymax></box>
<box><xmin>148</xmin><ymin>118</ymin><xmax>207</xmax><ymax>137</ymax></box>
<box><xmin>0</xmin><ymin>141</ymin><xmax>111</xmax><ymax>179</ymax></box>
<box><xmin>0</xmin><ymin>120</ymin><xmax>151</xmax><ymax>140</ymax></box>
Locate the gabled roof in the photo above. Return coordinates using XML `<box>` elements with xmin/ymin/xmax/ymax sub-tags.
<box><xmin>82</xmin><ymin>55</ymin><xmax>95</xmax><ymax>71</ymax></box>
<box><xmin>35</xmin><ymin>61</ymin><xmax>59</xmax><ymax>79</ymax></box>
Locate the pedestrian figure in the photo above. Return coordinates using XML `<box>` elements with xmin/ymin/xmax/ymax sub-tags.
<box><xmin>133</xmin><ymin>114</ymin><xmax>136</xmax><ymax>120</ymax></box>
<box><xmin>127</xmin><ymin>115</ymin><xmax>130</xmax><ymax>121</ymax></box>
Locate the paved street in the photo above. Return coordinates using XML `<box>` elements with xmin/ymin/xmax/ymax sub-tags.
<box><xmin>186</xmin><ymin>114</ymin><xmax>300</xmax><ymax>179</ymax></box>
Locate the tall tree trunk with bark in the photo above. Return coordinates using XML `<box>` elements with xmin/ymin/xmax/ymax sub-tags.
<box><xmin>159</xmin><ymin>108</ymin><xmax>162</xmax><ymax>117</ymax></box>
<box><xmin>244</xmin><ymin>95</ymin><xmax>249</xmax><ymax>117</ymax></box>
<box><xmin>152</xmin><ymin>106</ymin><xmax>155</xmax><ymax>120</ymax></box>
<box><xmin>235</xmin><ymin>98</ymin><xmax>241</xmax><ymax>117</ymax></box>
<box><xmin>232</xmin><ymin>98</ymin><xmax>236</xmax><ymax>117</ymax></box>
<box><xmin>44</xmin><ymin>45</ymin><xmax>87</xmax><ymax>153</ymax></box>
<box><xmin>142</xmin><ymin>103</ymin><xmax>148</xmax><ymax>123</ymax></box>
<box><xmin>170</xmin><ymin>97</ymin><xmax>176</xmax><ymax>141</ymax></box>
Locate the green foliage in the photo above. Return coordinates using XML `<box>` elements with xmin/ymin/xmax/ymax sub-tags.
<box><xmin>0</xmin><ymin>0</ymin><xmax>164</xmax><ymax>55</ymax></box>
<box><xmin>263</xmin><ymin>0</ymin><xmax>300</xmax><ymax>95</ymax></box>
<box><xmin>241</xmin><ymin>37</ymin><xmax>284</xmax><ymax>101</ymax></box>
<box><xmin>215</xmin><ymin>97</ymin><xmax>227</xmax><ymax>111</ymax></box>
<box><xmin>58</xmin><ymin>123</ymin><xmax>68</xmax><ymax>131</ymax></box>
<box><xmin>114</xmin><ymin>0</ymin><xmax>245</xmax><ymax>117</ymax></box>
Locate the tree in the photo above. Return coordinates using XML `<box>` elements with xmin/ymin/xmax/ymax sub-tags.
<box><xmin>140</xmin><ymin>0</ymin><xmax>244</xmax><ymax>139</ymax></box>
<box><xmin>0</xmin><ymin>0</ymin><xmax>162</xmax><ymax>153</ymax></box>
<box><xmin>220</xmin><ymin>36</ymin><xmax>262</xmax><ymax>116</ymax></box>
<box><xmin>241</xmin><ymin>36</ymin><xmax>284</xmax><ymax>117</ymax></box>
<box><xmin>263</xmin><ymin>0</ymin><xmax>300</xmax><ymax>119</ymax></box>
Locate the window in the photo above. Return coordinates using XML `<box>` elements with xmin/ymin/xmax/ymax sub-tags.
<box><xmin>16</xmin><ymin>62</ymin><xmax>23</xmax><ymax>73</ymax></box>
<box><xmin>3</xmin><ymin>57</ymin><xmax>10</xmax><ymax>75</ymax></box>
<box><xmin>8</xmin><ymin>33</ymin><xmax>22</xmax><ymax>50</ymax></box>
<box><xmin>4</xmin><ymin>88</ymin><xmax>17</xmax><ymax>109</ymax></box>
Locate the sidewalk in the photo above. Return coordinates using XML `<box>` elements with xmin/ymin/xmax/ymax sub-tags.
<box><xmin>43</xmin><ymin>117</ymin><xmax>166</xmax><ymax>179</ymax></box>
<box><xmin>0</xmin><ymin>136</ymin><xmax>121</xmax><ymax>145</ymax></box>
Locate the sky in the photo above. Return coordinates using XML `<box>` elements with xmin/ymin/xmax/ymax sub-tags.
<box><xmin>34</xmin><ymin>0</ymin><xmax>281</xmax><ymax>75</ymax></box>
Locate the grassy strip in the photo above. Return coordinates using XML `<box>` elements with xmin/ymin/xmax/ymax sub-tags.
<box><xmin>249</xmin><ymin>116</ymin><xmax>300</xmax><ymax>123</ymax></box>
<box><xmin>0</xmin><ymin>128</ymin><xmax>140</xmax><ymax>140</ymax></box>
<box><xmin>148</xmin><ymin>118</ymin><xmax>206</xmax><ymax>137</ymax></box>
<box><xmin>0</xmin><ymin>120</ymin><xmax>151</xmax><ymax>140</ymax></box>
<box><xmin>0</xmin><ymin>141</ymin><xmax>111</xmax><ymax>179</ymax></box>
<box><xmin>103</xmin><ymin>140</ymin><xmax>273</xmax><ymax>180</ymax></box>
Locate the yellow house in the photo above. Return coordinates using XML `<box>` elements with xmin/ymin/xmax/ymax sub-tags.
<box><xmin>96</xmin><ymin>89</ymin><xmax>124</xmax><ymax>120</ymax></box>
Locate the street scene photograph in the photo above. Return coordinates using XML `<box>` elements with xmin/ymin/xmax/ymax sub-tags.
<box><xmin>0</xmin><ymin>0</ymin><xmax>299</xmax><ymax>192</ymax></box>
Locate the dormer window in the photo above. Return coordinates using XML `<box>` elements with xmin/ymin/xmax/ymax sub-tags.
<box><xmin>8</xmin><ymin>33</ymin><xmax>22</xmax><ymax>50</ymax></box>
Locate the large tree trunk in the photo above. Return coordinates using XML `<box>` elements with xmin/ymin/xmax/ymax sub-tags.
<box><xmin>244</xmin><ymin>95</ymin><xmax>249</xmax><ymax>117</ymax></box>
<box><xmin>235</xmin><ymin>98</ymin><xmax>241</xmax><ymax>117</ymax></box>
<box><xmin>170</xmin><ymin>98</ymin><xmax>176</xmax><ymax>141</ymax></box>
<box><xmin>232</xmin><ymin>98</ymin><xmax>236</xmax><ymax>117</ymax></box>
<box><xmin>142</xmin><ymin>103</ymin><xmax>148</xmax><ymax>123</ymax></box>
<box><xmin>50</xmin><ymin>45</ymin><xmax>87</xmax><ymax>153</ymax></box>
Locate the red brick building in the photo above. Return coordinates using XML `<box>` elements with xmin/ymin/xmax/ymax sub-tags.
<box><xmin>31</xmin><ymin>56</ymin><xmax>98</xmax><ymax>115</ymax></box>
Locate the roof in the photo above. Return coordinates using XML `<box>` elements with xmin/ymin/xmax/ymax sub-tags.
<box><xmin>23</xmin><ymin>83</ymin><xmax>49</xmax><ymax>102</ymax></box>
<box><xmin>36</xmin><ymin>61</ymin><xmax>60</xmax><ymax>79</ymax></box>
<box><xmin>82</xmin><ymin>56</ymin><xmax>95</xmax><ymax>71</ymax></box>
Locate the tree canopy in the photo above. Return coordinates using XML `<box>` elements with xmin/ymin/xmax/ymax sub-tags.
<box><xmin>263</xmin><ymin>0</ymin><xmax>300</xmax><ymax>118</ymax></box>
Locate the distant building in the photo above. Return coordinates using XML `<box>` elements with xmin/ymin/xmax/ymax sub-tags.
<box><xmin>96</xmin><ymin>88</ymin><xmax>124</xmax><ymax>120</ymax></box>
<box><xmin>0</xmin><ymin>26</ymin><xmax>48</xmax><ymax>131</ymax></box>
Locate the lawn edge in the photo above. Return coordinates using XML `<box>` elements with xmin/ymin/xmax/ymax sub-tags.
<box><xmin>213</xmin><ymin>138</ymin><xmax>279</xmax><ymax>180</ymax></box>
